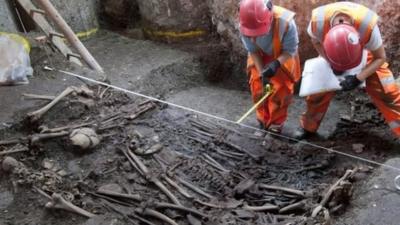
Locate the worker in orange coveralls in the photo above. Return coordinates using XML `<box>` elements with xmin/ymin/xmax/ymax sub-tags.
<box><xmin>294</xmin><ymin>1</ymin><xmax>400</xmax><ymax>139</ymax></box>
<box><xmin>239</xmin><ymin>0</ymin><xmax>301</xmax><ymax>135</ymax></box>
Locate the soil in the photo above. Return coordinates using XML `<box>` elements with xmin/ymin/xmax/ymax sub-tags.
<box><xmin>0</xmin><ymin>31</ymin><xmax>399</xmax><ymax>225</ymax></box>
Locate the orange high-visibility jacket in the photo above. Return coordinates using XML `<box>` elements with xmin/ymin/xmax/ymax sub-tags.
<box><xmin>309</xmin><ymin>2</ymin><xmax>397</xmax><ymax>93</ymax></box>
<box><xmin>246</xmin><ymin>6</ymin><xmax>301</xmax><ymax>128</ymax></box>
<box><xmin>310</xmin><ymin>2</ymin><xmax>378</xmax><ymax>45</ymax></box>
<box><xmin>247</xmin><ymin>6</ymin><xmax>300</xmax><ymax>82</ymax></box>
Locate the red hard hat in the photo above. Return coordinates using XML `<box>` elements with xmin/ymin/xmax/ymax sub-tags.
<box><xmin>323</xmin><ymin>24</ymin><xmax>363</xmax><ymax>71</ymax></box>
<box><xmin>239</xmin><ymin>0</ymin><xmax>273</xmax><ymax>37</ymax></box>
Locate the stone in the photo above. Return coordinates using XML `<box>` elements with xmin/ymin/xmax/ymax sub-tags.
<box><xmin>2</xmin><ymin>157</ymin><xmax>19</xmax><ymax>173</ymax></box>
<box><xmin>352</xmin><ymin>144</ymin><xmax>365</xmax><ymax>153</ymax></box>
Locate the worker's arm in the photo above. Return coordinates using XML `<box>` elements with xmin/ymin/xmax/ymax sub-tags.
<box><xmin>356</xmin><ymin>25</ymin><xmax>386</xmax><ymax>81</ymax></box>
<box><xmin>279</xmin><ymin>20</ymin><xmax>299</xmax><ymax>65</ymax></box>
<box><xmin>277</xmin><ymin>51</ymin><xmax>292</xmax><ymax>66</ymax></box>
<box><xmin>249</xmin><ymin>52</ymin><xmax>264</xmax><ymax>76</ymax></box>
<box><xmin>356</xmin><ymin>46</ymin><xmax>386</xmax><ymax>81</ymax></box>
<box><xmin>307</xmin><ymin>22</ymin><xmax>327</xmax><ymax>59</ymax></box>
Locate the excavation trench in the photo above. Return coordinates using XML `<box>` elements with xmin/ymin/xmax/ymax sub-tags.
<box><xmin>0</xmin><ymin>31</ymin><xmax>399</xmax><ymax>225</ymax></box>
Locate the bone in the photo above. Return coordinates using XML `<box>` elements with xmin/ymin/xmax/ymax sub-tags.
<box><xmin>124</xmin><ymin>148</ymin><xmax>181</xmax><ymax>205</ymax></box>
<box><xmin>163</xmin><ymin>176</ymin><xmax>194</xmax><ymax>199</ymax></box>
<box><xmin>221</xmin><ymin>140</ymin><xmax>259</xmax><ymax>160</ymax></box>
<box><xmin>23</xmin><ymin>93</ymin><xmax>55</xmax><ymax>100</ymax></box>
<box><xmin>97</xmin><ymin>187</ymin><xmax>204</xmax><ymax>219</ymax></box>
<box><xmin>127</xmin><ymin>102</ymin><xmax>156</xmax><ymax>120</ymax></box>
<box><xmin>200</xmin><ymin>156</ymin><xmax>228</xmax><ymax>174</ymax></box>
<box><xmin>99</xmin><ymin>87</ymin><xmax>110</xmax><ymax>99</ymax></box>
<box><xmin>135</xmin><ymin>144</ymin><xmax>163</xmax><ymax>156</ymax></box>
<box><xmin>46</xmin><ymin>193</ymin><xmax>95</xmax><ymax>218</ymax></box>
<box><xmin>35</xmin><ymin>188</ymin><xmax>95</xmax><ymax>218</ymax></box>
<box><xmin>39</xmin><ymin>122</ymin><xmax>94</xmax><ymax>133</ymax></box>
<box><xmin>96</xmin><ymin>189</ymin><xmax>142</xmax><ymax>202</ymax></box>
<box><xmin>279</xmin><ymin>200</ymin><xmax>307</xmax><ymax>214</ymax></box>
<box><xmin>215</xmin><ymin>149</ymin><xmax>244</xmax><ymax>160</ymax></box>
<box><xmin>119</xmin><ymin>148</ymin><xmax>143</xmax><ymax>176</ymax></box>
<box><xmin>2</xmin><ymin>156</ymin><xmax>20</xmax><ymax>172</ymax></box>
<box><xmin>138</xmin><ymin>208</ymin><xmax>179</xmax><ymax>225</ymax></box>
<box><xmin>89</xmin><ymin>191</ymin><xmax>133</xmax><ymax>207</ymax></box>
<box><xmin>242</xmin><ymin>203</ymin><xmax>279</xmax><ymax>212</ymax></box>
<box><xmin>0</xmin><ymin>148</ymin><xmax>29</xmax><ymax>156</ymax></box>
<box><xmin>27</xmin><ymin>86</ymin><xmax>94</xmax><ymax>121</ymax></box>
<box><xmin>69</xmin><ymin>128</ymin><xmax>100</xmax><ymax>149</ymax></box>
<box><xmin>258</xmin><ymin>184</ymin><xmax>308</xmax><ymax>198</ymax></box>
<box><xmin>189</xmin><ymin>119</ymin><xmax>217</xmax><ymax>132</ymax></box>
<box><xmin>0</xmin><ymin>139</ymin><xmax>24</xmax><ymax>146</ymax></box>
<box><xmin>30</xmin><ymin>131</ymin><xmax>70</xmax><ymax>144</ymax></box>
<box><xmin>27</xmin><ymin>87</ymin><xmax>75</xmax><ymax>121</ymax></box>
<box><xmin>176</xmin><ymin>177</ymin><xmax>214</xmax><ymax>200</ymax></box>
<box><xmin>201</xmin><ymin>153</ymin><xmax>229</xmax><ymax>172</ymax></box>
<box><xmin>312</xmin><ymin>169</ymin><xmax>355</xmax><ymax>217</ymax></box>
<box><xmin>194</xmin><ymin>199</ymin><xmax>242</xmax><ymax>209</ymax></box>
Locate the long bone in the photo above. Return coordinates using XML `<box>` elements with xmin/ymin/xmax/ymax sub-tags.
<box><xmin>35</xmin><ymin>187</ymin><xmax>95</xmax><ymax>218</ymax></box>
<box><xmin>27</xmin><ymin>85</ymin><xmax>93</xmax><ymax>121</ymax></box>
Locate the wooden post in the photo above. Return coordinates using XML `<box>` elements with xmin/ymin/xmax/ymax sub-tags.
<box><xmin>35</xmin><ymin>0</ymin><xmax>104</xmax><ymax>73</ymax></box>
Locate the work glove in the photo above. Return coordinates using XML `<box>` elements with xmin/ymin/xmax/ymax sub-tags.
<box><xmin>261</xmin><ymin>60</ymin><xmax>281</xmax><ymax>87</ymax></box>
<box><xmin>340</xmin><ymin>75</ymin><xmax>362</xmax><ymax>91</ymax></box>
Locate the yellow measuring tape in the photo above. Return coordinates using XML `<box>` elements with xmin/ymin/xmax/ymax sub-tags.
<box><xmin>236</xmin><ymin>84</ymin><xmax>273</xmax><ymax>123</ymax></box>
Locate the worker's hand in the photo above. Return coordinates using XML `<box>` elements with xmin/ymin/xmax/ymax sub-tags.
<box><xmin>340</xmin><ymin>75</ymin><xmax>362</xmax><ymax>91</ymax></box>
<box><xmin>262</xmin><ymin>60</ymin><xmax>281</xmax><ymax>80</ymax></box>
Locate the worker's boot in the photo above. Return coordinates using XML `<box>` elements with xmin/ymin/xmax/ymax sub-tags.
<box><xmin>267</xmin><ymin>124</ymin><xmax>283</xmax><ymax>135</ymax></box>
<box><xmin>292</xmin><ymin>128</ymin><xmax>315</xmax><ymax>140</ymax></box>
<box><xmin>254</xmin><ymin>120</ymin><xmax>267</xmax><ymax>137</ymax></box>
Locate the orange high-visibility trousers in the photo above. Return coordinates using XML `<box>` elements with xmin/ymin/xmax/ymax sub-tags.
<box><xmin>247</xmin><ymin>53</ymin><xmax>300</xmax><ymax>129</ymax></box>
<box><xmin>300</xmin><ymin>53</ymin><xmax>400</xmax><ymax>137</ymax></box>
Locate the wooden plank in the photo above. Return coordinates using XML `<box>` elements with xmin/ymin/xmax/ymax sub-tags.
<box><xmin>16</xmin><ymin>0</ymin><xmax>82</xmax><ymax>66</ymax></box>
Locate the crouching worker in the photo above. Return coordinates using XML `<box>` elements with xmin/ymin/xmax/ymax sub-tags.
<box><xmin>239</xmin><ymin>0</ymin><xmax>301</xmax><ymax>135</ymax></box>
<box><xmin>295</xmin><ymin>2</ymin><xmax>400</xmax><ymax>139</ymax></box>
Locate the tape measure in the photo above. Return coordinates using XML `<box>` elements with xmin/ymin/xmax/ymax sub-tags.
<box><xmin>236</xmin><ymin>84</ymin><xmax>273</xmax><ymax>124</ymax></box>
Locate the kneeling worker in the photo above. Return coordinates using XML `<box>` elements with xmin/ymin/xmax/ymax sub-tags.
<box><xmin>295</xmin><ymin>2</ymin><xmax>400</xmax><ymax>139</ymax></box>
<box><xmin>239</xmin><ymin>0</ymin><xmax>301</xmax><ymax>134</ymax></box>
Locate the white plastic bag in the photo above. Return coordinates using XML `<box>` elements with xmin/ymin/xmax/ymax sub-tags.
<box><xmin>299</xmin><ymin>57</ymin><xmax>341</xmax><ymax>97</ymax></box>
<box><xmin>0</xmin><ymin>34</ymin><xmax>33</xmax><ymax>86</ymax></box>
<box><xmin>299</xmin><ymin>51</ymin><xmax>368</xmax><ymax>97</ymax></box>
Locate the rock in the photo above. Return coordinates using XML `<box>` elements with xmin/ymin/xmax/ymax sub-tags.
<box><xmin>2</xmin><ymin>157</ymin><xmax>19</xmax><ymax>172</ymax></box>
<box><xmin>352</xmin><ymin>144</ymin><xmax>365</xmax><ymax>153</ymax></box>
<box><xmin>57</xmin><ymin>170</ymin><xmax>68</xmax><ymax>177</ymax></box>
<box><xmin>42</xmin><ymin>159</ymin><xmax>56</xmax><ymax>170</ymax></box>
<box><xmin>70</xmin><ymin>128</ymin><xmax>100</xmax><ymax>149</ymax></box>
